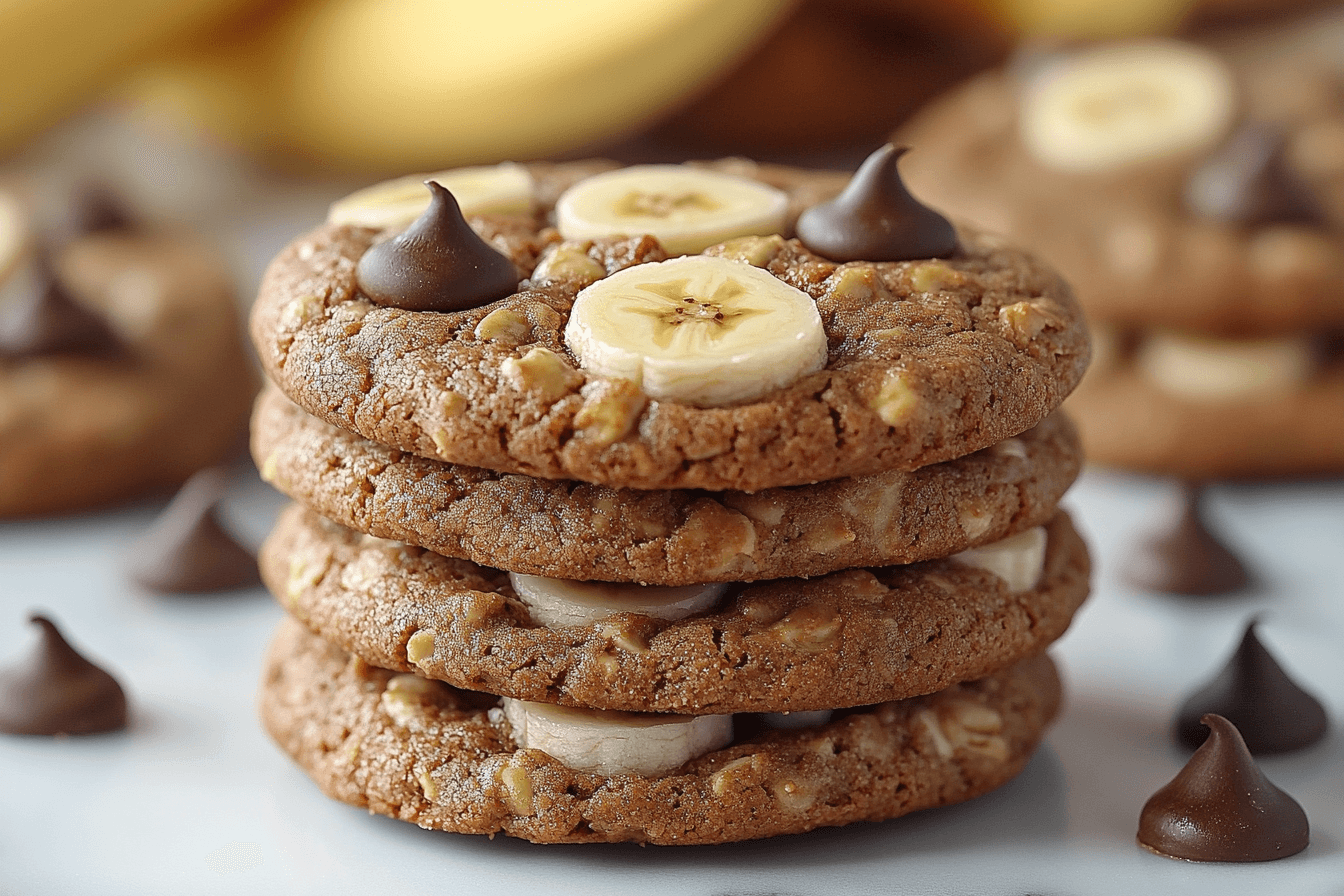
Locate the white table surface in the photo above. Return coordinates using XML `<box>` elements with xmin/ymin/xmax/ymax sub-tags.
<box><xmin>2</xmin><ymin>466</ymin><xmax>1342</xmax><ymax>896</ymax></box>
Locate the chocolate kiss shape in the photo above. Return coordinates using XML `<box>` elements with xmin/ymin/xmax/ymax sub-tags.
<box><xmin>71</xmin><ymin>184</ymin><xmax>137</xmax><ymax>235</ymax></box>
<box><xmin>0</xmin><ymin>253</ymin><xmax>122</xmax><ymax>358</ymax></box>
<box><xmin>1176</xmin><ymin>620</ymin><xmax>1328</xmax><ymax>754</ymax></box>
<box><xmin>1139</xmin><ymin>714</ymin><xmax>1309</xmax><ymax>862</ymax></box>
<box><xmin>796</xmin><ymin>144</ymin><xmax>957</xmax><ymax>263</ymax></box>
<box><xmin>1184</xmin><ymin>124</ymin><xmax>1325</xmax><ymax>227</ymax></box>
<box><xmin>1121</xmin><ymin>482</ymin><xmax>1250</xmax><ymax>596</ymax></box>
<box><xmin>125</xmin><ymin>467</ymin><xmax>261</xmax><ymax>594</ymax></box>
<box><xmin>0</xmin><ymin>614</ymin><xmax>128</xmax><ymax>736</ymax></box>
<box><xmin>355</xmin><ymin>181</ymin><xmax>519</xmax><ymax>312</ymax></box>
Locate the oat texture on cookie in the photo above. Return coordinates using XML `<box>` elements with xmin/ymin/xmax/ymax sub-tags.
<box><xmin>250</xmin><ymin>155</ymin><xmax>1091</xmax><ymax>844</ymax></box>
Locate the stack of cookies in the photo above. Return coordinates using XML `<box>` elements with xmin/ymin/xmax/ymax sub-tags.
<box><xmin>249</xmin><ymin>148</ymin><xmax>1092</xmax><ymax>844</ymax></box>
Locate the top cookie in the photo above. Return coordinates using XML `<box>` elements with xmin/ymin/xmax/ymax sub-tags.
<box><xmin>251</xmin><ymin>159</ymin><xmax>1089</xmax><ymax>492</ymax></box>
<box><xmin>898</xmin><ymin>40</ymin><xmax>1344</xmax><ymax>337</ymax></box>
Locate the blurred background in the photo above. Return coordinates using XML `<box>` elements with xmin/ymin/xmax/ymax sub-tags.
<box><xmin>5</xmin><ymin>0</ymin><xmax>1342</xmax><ymax>297</ymax></box>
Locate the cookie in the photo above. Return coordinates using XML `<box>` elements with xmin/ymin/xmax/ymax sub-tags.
<box><xmin>1</xmin><ymin>228</ymin><xmax>257</xmax><ymax>516</ymax></box>
<box><xmin>252</xmin><ymin>385</ymin><xmax>1082</xmax><ymax>585</ymax></box>
<box><xmin>897</xmin><ymin>46</ymin><xmax>1344</xmax><ymax>338</ymax></box>
<box><xmin>259</xmin><ymin>616</ymin><xmax>1062</xmax><ymax>845</ymax></box>
<box><xmin>250</xmin><ymin>159</ymin><xmax>1089</xmax><ymax>492</ymax></box>
<box><xmin>262</xmin><ymin>504</ymin><xmax>1088</xmax><ymax>714</ymax></box>
<box><xmin>1068</xmin><ymin>352</ymin><xmax>1344</xmax><ymax>478</ymax></box>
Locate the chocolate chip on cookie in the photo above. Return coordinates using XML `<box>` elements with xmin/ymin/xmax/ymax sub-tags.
<box><xmin>796</xmin><ymin>144</ymin><xmax>957</xmax><ymax>263</ymax></box>
<box><xmin>354</xmin><ymin>181</ymin><xmax>519</xmax><ymax>312</ymax></box>
<box><xmin>0</xmin><ymin>251</ymin><xmax>120</xmax><ymax>358</ymax></box>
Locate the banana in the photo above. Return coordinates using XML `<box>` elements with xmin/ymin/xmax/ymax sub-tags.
<box><xmin>1135</xmin><ymin>332</ymin><xmax>1314</xmax><ymax>403</ymax></box>
<box><xmin>762</xmin><ymin>710</ymin><xmax>833</xmax><ymax>730</ymax></box>
<box><xmin>501</xmin><ymin>698</ymin><xmax>733</xmax><ymax>776</ymax></box>
<box><xmin>0</xmin><ymin>191</ymin><xmax>31</xmax><ymax>283</ymax></box>
<box><xmin>952</xmin><ymin>526</ymin><xmax>1048</xmax><ymax>592</ymax></box>
<box><xmin>563</xmin><ymin>255</ymin><xmax>827</xmax><ymax>406</ymax></box>
<box><xmin>327</xmin><ymin>163</ymin><xmax>534</xmax><ymax>229</ymax></box>
<box><xmin>1019</xmin><ymin>40</ymin><xmax>1236</xmax><ymax>173</ymax></box>
<box><xmin>508</xmin><ymin>573</ymin><xmax>727</xmax><ymax>627</ymax></box>
<box><xmin>555</xmin><ymin>165</ymin><xmax>788</xmax><ymax>255</ymax></box>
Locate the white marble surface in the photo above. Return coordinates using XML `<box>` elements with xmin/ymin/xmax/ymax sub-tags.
<box><xmin>2</xmin><ymin>467</ymin><xmax>1342</xmax><ymax>896</ymax></box>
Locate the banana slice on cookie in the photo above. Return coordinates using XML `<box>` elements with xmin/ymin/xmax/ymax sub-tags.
<box><xmin>555</xmin><ymin>165</ymin><xmax>788</xmax><ymax>255</ymax></box>
<box><xmin>563</xmin><ymin>255</ymin><xmax>827</xmax><ymax>406</ymax></box>
<box><xmin>502</xmin><ymin>698</ymin><xmax>733</xmax><ymax>776</ymax></box>
<box><xmin>952</xmin><ymin>527</ymin><xmax>1048</xmax><ymax>592</ymax></box>
<box><xmin>1135</xmin><ymin>332</ymin><xmax>1314</xmax><ymax>403</ymax></box>
<box><xmin>328</xmin><ymin>162</ymin><xmax>534</xmax><ymax>229</ymax></box>
<box><xmin>1019</xmin><ymin>41</ymin><xmax>1236</xmax><ymax>172</ymax></box>
<box><xmin>0</xmin><ymin>191</ymin><xmax>31</xmax><ymax>282</ymax></box>
<box><xmin>509</xmin><ymin>573</ymin><xmax>728</xmax><ymax>627</ymax></box>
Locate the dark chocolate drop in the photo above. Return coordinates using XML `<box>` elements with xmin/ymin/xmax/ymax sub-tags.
<box><xmin>355</xmin><ymin>181</ymin><xmax>519</xmax><ymax>312</ymax></box>
<box><xmin>70</xmin><ymin>185</ymin><xmax>137</xmax><ymax>235</ymax></box>
<box><xmin>0</xmin><ymin>253</ymin><xmax>122</xmax><ymax>358</ymax></box>
<box><xmin>0</xmin><ymin>614</ymin><xmax>128</xmax><ymax>736</ymax></box>
<box><xmin>1176</xmin><ymin>620</ymin><xmax>1328</xmax><ymax>754</ymax></box>
<box><xmin>1139</xmin><ymin>714</ymin><xmax>1309</xmax><ymax>862</ymax></box>
<box><xmin>1121</xmin><ymin>482</ymin><xmax>1251</xmax><ymax>596</ymax></box>
<box><xmin>125</xmin><ymin>468</ymin><xmax>261</xmax><ymax>594</ymax></box>
<box><xmin>1184</xmin><ymin>124</ymin><xmax>1325</xmax><ymax>227</ymax></box>
<box><xmin>796</xmin><ymin>144</ymin><xmax>957</xmax><ymax>263</ymax></box>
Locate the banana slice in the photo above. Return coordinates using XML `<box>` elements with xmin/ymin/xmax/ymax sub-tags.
<box><xmin>554</xmin><ymin>165</ymin><xmax>788</xmax><ymax>255</ymax></box>
<box><xmin>1135</xmin><ymin>332</ymin><xmax>1314</xmax><ymax>403</ymax></box>
<box><xmin>508</xmin><ymin>573</ymin><xmax>728</xmax><ymax>627</ymax></box>
<box><xmin>563</xmin><ymin>255</ymin><xmax>827</xmax><ymax>406</ymax></box>
<box><xmin>761</xmin><ymin>710</ymin><xmax>833</xmax><ymax>730</ymax></box>
<box><xmin>328</xmin><ymin>162</ymin><xmax>534</xmax><ymax>229</ymax></box>
<box><xmin>952</xmin><ymin>526</ymin><xmax>1048</xmax><ymax>592</ymax></box>
<box><xmin>502</xmin><ymin>698</ymin><xmax>733</xmax><ymax>776</ymax></box>
<box><xmin>0</xmin><ymin>191</ymin><xmax>30</xmax><ymax>282</ymax></box>
<box><xmin>1019</xmin><ymin>41</ymin><xmax>1236</xmax><ymax>173</ymax></box>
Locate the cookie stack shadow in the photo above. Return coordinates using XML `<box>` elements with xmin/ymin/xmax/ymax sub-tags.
<box><xmin>248</xmin><ymin>161</ymin><xmax>1092</xmax><ymax>845</ymax></box>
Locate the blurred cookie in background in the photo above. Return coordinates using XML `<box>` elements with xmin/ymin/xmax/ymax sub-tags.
<box><xmin>896</xmin><ymin>28</ymin><xmax>1344</xmax><ymax>478</ymax></box>
<box><xmin>0</xmin><ymin>182</ymin><xmax>257</xmax><ymax>515</ymax></box>
<box><xmin>631</xmin><ymin>0</ymin><xmax>1012</xmax><ymax>162</ymax></box>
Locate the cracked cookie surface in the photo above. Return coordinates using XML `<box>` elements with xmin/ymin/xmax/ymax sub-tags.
<box><xmin>250</xmin><ymin>160</ymin><xmax>1089</xmax><ymax>492</ymax></box>
<box><xmin>260</xmin><ymin>616</ymin><xmax>1061</xmax><ymax>845</ymax></box>
<box><xmin>253</xmin><ymin>385</ymin><xmax>1081</xmax><ymax>584</ymax></box>
<box><xmin>262</xmin><ymin>504</ymin><xmax>1088</xmax><ymax>714</ymax></box>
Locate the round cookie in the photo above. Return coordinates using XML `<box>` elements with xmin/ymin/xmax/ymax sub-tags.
<box><xmin>260</xmin><ymin>617</ymin><xmax>1063</xmax><ymax>845</ymax></box>
<box><xmin>250</xmin><ymin>160</ymin><xmax>1090</xmax><ymax>492</ymax></box>
<box><xmin>253</xmin><ymin>385</ymin><xmax>1082</xmax><ymax>584</ymax></box>
<box><xmin>262</xmin><ymin>504</ymin><xmax>1088</xmax><ymax>714</ymax></box>
<box><xmin>1068</xmin><ymin>356</ymin><xmax>1344</xmax><ymax>478</ymax></box>
<box><xmin>1</xmin><ymin>229</ymin><xmax>257</xmax><ymax>516</ymax></box>
<box><xmin>897</xmin><ymin>48</ymin><xmax>1344</xmax><ymax>338</ymax></box>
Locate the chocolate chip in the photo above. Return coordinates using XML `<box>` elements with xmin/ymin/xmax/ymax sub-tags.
<box><xmin>126</xmin><ymin>467</ymin><xmax>261</xmax><ymax>594</ymax></box>
<box><xmin>70</xmin><ymin>184</ymin><xmax>137</xmax><ymax>235</ymax></box>
<box><xmin>0</xmin><ymin>614</ymin><xmax>128</xmax><ymax>736</ymax></box>
<box><xmin>1175</xmin><ymin>619</ymin><xmax>1328</xmax><ymax>754</ymax></box>
<box><xmin>0</xmin><ymin>252</ymin><xmax>122</xmax><ymax>358</ymax></box>
<box><xmin>1120</xmin><ymin>482</ymin><xmax>1251</xmax><ymax>596</ymax></box>
<box><xmin>355</xmin><ymin>181</ymin><xmax>519</xmax><ymax>312</ymax></box>
<box><xmin>796</xmin><ymin>144</ymin><xmax>957</xmax><ymax>263</ymax></box>
<box><xmin>1139</xmin><ymin>714</ymin><xmax>1309</xmax><ymax>862</ymax></box>
<box><xmin>1184</xmin><ymin>124</ymin><xmax>1325</xmax><ymax>227</ymax></box>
